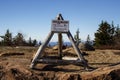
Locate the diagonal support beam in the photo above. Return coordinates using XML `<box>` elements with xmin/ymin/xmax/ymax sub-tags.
<box><xmin>67</xmin><ymin>31</ymin><xmax>89</xmax><ymax>69</ymax></box>
<box><xmin>30</xmin><ymin>31</ymin><xmax>54</xmax><ymax>68</ymax></box>
<box><xmin>67</xmin><ymin>31</ymin><xmax>83</xmax><ymax>61</ymax></box>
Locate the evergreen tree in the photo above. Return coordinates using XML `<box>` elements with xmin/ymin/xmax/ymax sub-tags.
<box><xmin>86</xmin><ymin>35</ymin><xmax>91</xmax><ymax>45</ymax></box>
<box><xmin>114</xmin><ymin>24</ymin><xmax>120</xmax><ymax>37</ymax></box>
<box><xmin>32</xmin><ymin>39</ymin><xmax>37</xmax><ymax>46</ymax></box>
<box><xmin>13</xmin><ymin>32</ymin><xmax>26</xmax><ymax>46</ymax></box>
<box><xmin>94</xmin><ymin>21</ymin><xmax>115</xmax><ymax>47</ymax></box>
<box><xmin>28</xmin><ymin>37</ymin><xmax>32</xmax><ymax>46</ymax></box>
<box><xmin>2</xmin><ymin>29</ymin><xmax>13</xmax><ymax>46</ymax></box>
<box><xmin>85</xmin><ymin>35</ymin><xmax>95</xmax><ymax>51</ymax></box>
<box><xmin>114</xmin><ymin>24</ymin><xmax>120</xmax><ymax>45</ymax></box>
<box><xmin>74</xmin><ymin>28</ymin><xmax>81</xmax><ymax>46</ymax></box>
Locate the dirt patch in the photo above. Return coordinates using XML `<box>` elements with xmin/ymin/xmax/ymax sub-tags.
<box><xmin>0</xmin><ymin>47</ymin><xmax>120</xmax><ymax>80</ymax></box>
<box><xmin>81</xmin><ymin>64</ymin><xmax>120</xmax><ymax>80</ymax></box>
<box><xmin>1</xmin><ymin>62</ymin><xmax>120</xmax><ymax>80</ymax></box>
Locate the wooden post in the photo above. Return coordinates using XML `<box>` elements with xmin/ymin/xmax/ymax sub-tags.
<box><xmin>58</xmin><ymin>33</ymin><xmax>62</xmax><ymax>59</ymax></box>
<box><xmin>56</xmin><ymin>14</ymin><xmax>64</xmax><ymax>59</ymax></box>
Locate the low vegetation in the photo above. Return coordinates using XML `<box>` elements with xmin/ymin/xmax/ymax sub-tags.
<box><xmin>0</xmin><ymin>47</ymin><xmax>120</xmax><ymax>80</ymax></box>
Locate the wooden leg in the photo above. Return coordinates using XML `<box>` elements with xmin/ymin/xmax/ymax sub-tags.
<box><xmin>30</xmin><ymin>31</ymin><xmax>54</xmax><ymax>69</ymax></box>
<box><xmin>67</xmin><ymin>31</ymin><xmax>89</xmax><ymax>69</ymax></box>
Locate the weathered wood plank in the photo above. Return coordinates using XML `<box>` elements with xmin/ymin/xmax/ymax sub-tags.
<box><xmin>36</xmin><ymin>59</ymin><xmax>83</xmax><ymax>65</ymax></box>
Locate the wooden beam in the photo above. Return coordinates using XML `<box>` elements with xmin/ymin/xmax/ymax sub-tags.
<box><xmin>36</xmin><ymin>59</ymin><xmax>83</xmax><ymax>66</ymax></box>
<box><xmin>30</xmin><ymin>31</ymin><xmax>54</xmax><ymax>68</ymax></box>
<box><xmin>58</xmin><ymin>33</ymin><xmax>62</xmax><ymax>59</ymax></box>
<box><xmin>67</xmin><ymin>31</ymin><xmax>84</xmax><ymax>61</ymax></box>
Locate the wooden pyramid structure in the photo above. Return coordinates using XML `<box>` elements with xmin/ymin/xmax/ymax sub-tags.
<box><xmin>30</xmin><ymin>14</ymin><xmax>89</xmax><ymax>70</ymax></box>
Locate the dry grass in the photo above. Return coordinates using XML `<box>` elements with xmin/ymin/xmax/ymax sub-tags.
<box><xmin>1</xmin><ymin>46</ymin><xmax>120</xmax><ymax>80</ymax></box>
<box><xmin>0</xmin><ymin>46</ymin><xmax>120</xmax><ymax>71</ymax></box>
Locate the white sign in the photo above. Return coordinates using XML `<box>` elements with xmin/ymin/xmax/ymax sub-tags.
<box><xmin>51</xmin><ymin>20</ymin><xmax>69</xmax><ymax>32</ymax></box>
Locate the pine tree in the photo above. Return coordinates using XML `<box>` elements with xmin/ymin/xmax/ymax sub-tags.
<box><xmin>74</xmin><ymin>28</ymin><xmax>81</xmax><ymax>46</ymax></box>
<box><xmin>115</xmin><ymin>24</ymin><xmax>120</xmax><ymax>37</ymax></box>
<box><xmin>94</xmin><ymin>21</ymin><xmax>115</xmax><ymax>47</ymax></box>
<box><xmin>32</xmin><ymin>39</ymin><xmax>37</xmax><ymax>46</ymax></box>
<box><xmin>86</xmin><ymin>35</ymin><xmax>91</xmax><ymax>45</ymax></box>
<box><xmin>28</xmin><ymin>37</ymin><xmax>32</xmax><ymax>46</ymax></box>
<box><xmin>3</xmin><ymin>29</ymin><xmax>13</xmax><ymax>46</ymax></box>
<box><xmin>114</xmin><ymin>24</ymin><xmax>120</xmax><ymax>45</ymax></box>
<box><xmin>13</xmin><ymin>32</ymin><xmax>26</xmax><ymax>46</ymax></box>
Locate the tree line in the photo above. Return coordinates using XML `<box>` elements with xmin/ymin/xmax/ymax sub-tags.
<box><xmin>74</xmin><ymin>20</ymin><xmax>120</xmax><ymax>49</ymax></box>
<box><xmin>0</xmin><ymin>29</ymin><xmax>41</xmax><ymax>46</ymax></box>
<box><xmin>94</xmin><ymin>21</ymin><xmax>120</xmax><ymax>49</ymax></box>
<box><xmin>0</xmin><ymin>20</ymin><xmax>120</xmax><ymax>49</ymax></box>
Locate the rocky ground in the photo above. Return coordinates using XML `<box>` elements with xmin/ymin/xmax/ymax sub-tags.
<box><xmin>0</xmin><ymin>46</ymin><xmax>120</xmax><ymax>80</ymax></box>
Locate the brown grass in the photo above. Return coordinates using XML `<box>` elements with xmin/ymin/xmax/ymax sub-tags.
<box><xmin>0</xmin><ymin>46</ymin><xmax>120</xmax><ymax>69</ymax></box>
